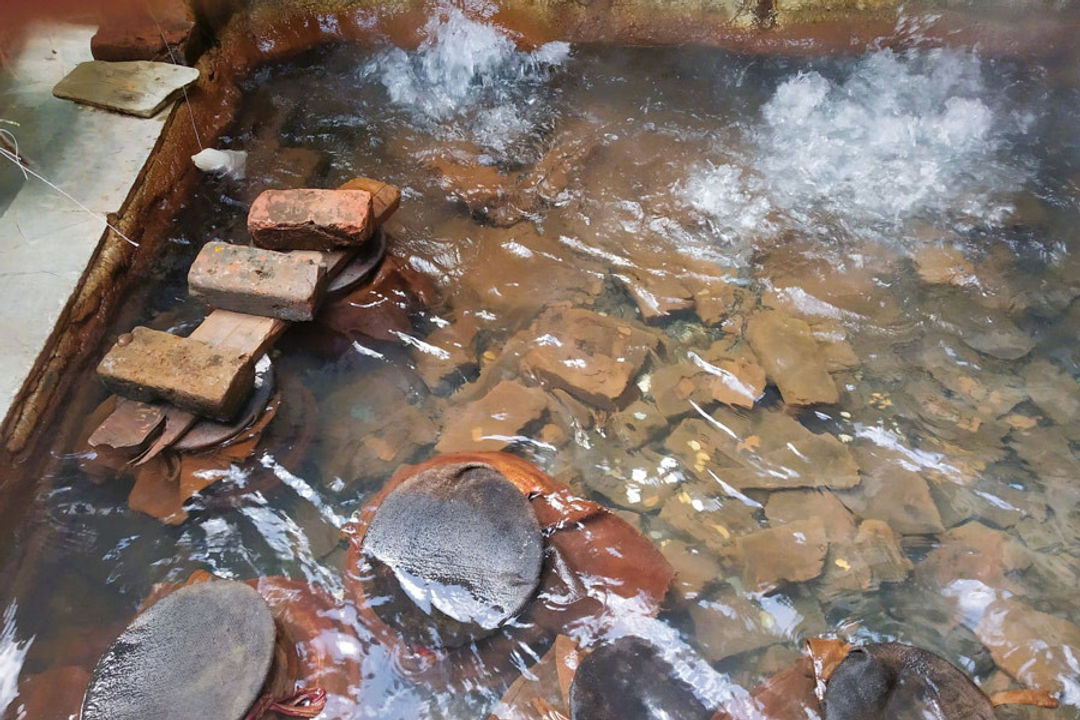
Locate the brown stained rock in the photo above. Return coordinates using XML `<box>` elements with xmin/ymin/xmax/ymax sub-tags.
<box><xmin>918</xmin><ymin>521</ymin><xmax>1030</xmax><ymax>591</ymax></box>
<box><xmin>919</xmin><ymin>338</ymin><xmax>1028</xmax><ymax>419</ymax></box>
<box><xmin>414</xmin><ymin>314</ymin><xmax>480</xmax><ymax>393</ymax></box>
<box><xmin>650</xmin><ymin>363</ymin><xmax>718</xmax><ymax>418</ymax></box>
<box><xmin>338</xmin><ymin>177</ymin><xmax>402</xmax><ymax>226</ymax></box>
<box><xmin>188</xmin><ymin>241</ymin><xmax>327</xmax><ymax>321</ymax></box>
<box><xmin>248</xmin><ymin>189</ymin><xmax>373</xmax><ymax>251</ymax></box>
<box><xmin>98</xmin><ymin>327</ymin><xmax>255</xmax><ymax>421</ymax></box>
<box><xmin>656</xmin><ymin>480</ymin><xmax>760</xmax><ymax>560</ymax></box>
<box><xmin>664</xmin><ymin>409</ymin><xmax>860</xmax><ymax>491</ymax></box>
<box><xmin>688</xmin><ymin>344</ymin><xmax>767</xmax><ymax>409</ymax></box>
<box><xmin>738</xmin><ymin>517</ymin><xmax>829</xmax><ymax>591</ymax></box>
<box><xmin>818</xmin><ymin>520</ymin><xmax>912</xmax><ymax>599</ymax></box>
<box><xmin>692</xmin><ymin>280</ymin><xmax>743</xmax><ymax>327</ymax></box>
<box><xmin>315</xmin><ymin>367</ymin><xmax>437</xmax><ymax>486</ymax></box>
<box><xmin>660</xmin><ymin>538</ymin><xmax>724</xmax><ymax>601</ymax></box>
<box><xmin>429</xmin><ymin>154</ymin><xmax>526</xmax><ymax>226</ymax></box>
<box><xmin>547</xmin><ymin>387</ymin><xmax>597</xmax><ymax>434</ymax></box>
<box><xmin>740</xmin><ymin>657</ymin><xmax>820</xmax><ymax>720</ymax></box>
<box><xmin>745</xmin><ymin>309</ymin><xmax>839</xmax><ymax>406</ymax></box>
<box><xmin>690</xmin><ymin>592</ymin><xmax>786</xmax><ymax>663</ymax></box>
<box><xmin>347</xmin><ymin>405</ymin><xmax>439</xmax><ymax>480</ymax></box>
<box><xmin>1020</xmin><ymin>358</ymin><xmax>1080</xmax><ymax>426</ymax></box>
<box><xmin>956</xmin><ymin>309</ymin><xmax>1036</xmax><ymax>361</ymax></box>
<box><xmin>975</xmin><ymin>598</ymin><xmax>1080</xmax><ymax>694</ymax></box>
<box><xmin>436</xmin><ymin>380</ymin><xmax>550</xmax><ymax>453</ymax></box>
<box><xmin>765</xmin><ymin>490</ymin><xmax>856</xmax><ymax>543</ymax></box>
<box><xmin>1009</xmin><ymin>426</ymin><xmax>1080</xmax><ymax>480</ymax></box>
<box><xmin>529</xmin><ymin>118</ymin><xmax>600</xmax><ymax>204</ymax></box>
<box><xmin>607</xmin><ymin>400</ymin><xmax>667</xmax><ymax>449</ymax></box>
<box><xmin>453</xmin><ymin>221</ymin><xmax>605</xmax><ymax>325</ymax></box>
<box><xmin>913</xmin><ymin>245</ymin><xmax>977</xmax><ymax>287</ymax></box>
<box><xmin>582</xmin><ymin>450</ymin><xmax>681</xmax><ymax>513</ymax></box>
<box><xmin>758</xmin><ymin>240</ymin><xmax>904</xmax><ymax>327</ymax></box>
<box><xmin>811</xmin><ymin>324</ymin><xmax>860</xmax><ymax>373</ymax></box>
<box><xmin>521</xmin><ymin>307</ymin><xmax>659</xmax><ymax>410</ymax></box>
<box><xmin>616</xmin><ymin>268</ymin><xmax>696</xmax><ymax>322</ymax></box>
<box><xmin>836</xmin><ymin>453</ymin><xmax>945</xmax><ymax>536</ymax></box>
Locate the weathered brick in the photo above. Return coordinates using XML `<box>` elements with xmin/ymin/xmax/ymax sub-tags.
<box><xmin>248</xmin><ymin>189</ymin><xmax>373</xmax><ymax>251</ymax></box>
<box><xmin>97</xmin><ymin>327</ymin><xmax>255</xmax><ymax>421</ymax></box>
<box><xmin>91</xmin><ymin>0</ymin><xmax>196</xmax><ymax>64</ymax></box>
<box><xmin>338</xmin><ymin>177</ymin><xmax>401</xmax><ymax>226</ymax></box>
<box><xmin>188</xmin><ymin>241</ymin><xmax>327</xmax><ymax>321</ymax></box>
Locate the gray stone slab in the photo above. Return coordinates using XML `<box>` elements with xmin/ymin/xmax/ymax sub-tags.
<box><xmin>52</xmin><ymin>60</ymin><xmax>198</xmax><ymax>118</ymax></box>
<box><xmin>82</xmin><ymin>580</ymin><xmax>276</xmax><ymax>720</ymax></box>
<box><xmin>570</xmin><ymin>636</ymin><xmax>713</xmax><ymax>720</ymax></box>
<box><xmin>361</xmin><ymin>462</ymin><xmax>543</xmax><ymax>648</ymax></box>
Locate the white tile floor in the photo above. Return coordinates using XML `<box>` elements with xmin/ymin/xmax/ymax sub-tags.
<box><xmin>0</xmin><ymin>23</ymin><xmax>169</xmax><ymax>424</ymax></box>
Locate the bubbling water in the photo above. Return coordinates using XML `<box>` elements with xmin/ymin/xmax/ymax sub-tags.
<box><xmin>687</xmin><ymin>47</ymin><xmax>1033</xmax><ymax>248</ymax></box>
<box><xmin>364</xmin><ymin>3</ymin><xmax>570</xmax><ymax>157</ymax></box>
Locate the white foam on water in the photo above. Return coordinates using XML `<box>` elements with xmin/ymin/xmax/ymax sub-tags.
<box><xmin>369</xmin><ymin>4</ymin><xmax>569</xmax><ymax>122</ymax></box>
<box><xmin>686</xmin><ymin>47</ymin><xmax>1031</xmax><ymax>247</ymax></box>
<box><xmin>0</xmin><ymin>601</ymin><xmax>32</xmax><ymax>717</ymax></box>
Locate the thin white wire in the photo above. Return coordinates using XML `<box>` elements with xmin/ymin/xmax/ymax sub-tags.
<box><xmin>0</xmin><ymin>128</ymin><xmax>27</xmax><ymax>179</ymax></box>
<box><xmin>144</xmin><ymin>0</ymin><xmax>204</xmax><ymax>150</ymax></box>
<box><xmin>0</xmin><ymin>143</ymin><xmax>140</xmax><ymax>247</ymax></box>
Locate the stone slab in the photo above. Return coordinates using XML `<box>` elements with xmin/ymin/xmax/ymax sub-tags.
<box><xmin>248</xmin><ymin>188</ymin><xmax>374</xmax><ymax>251</ymax></box>
<box><xmin>52</xmin><ymin>60</ymin><xmax>199</xmax><ymax>118</ymax></box>
<box><xmin>82</xmin><ymin>580</ymin><xmax>275</xmax><ymax>720</ymax></box>
<box><xmin>361</xmin><ymin>461</ymin><xmax>543</xmax><ymax>648</ymax></box>
<box><xmin>188</xmin><ymin>241</ymin><xmax>327</xmax><ymax>321</ymax></box>
<box><xmin>97</xmin><ymin>327</ymin><xmax>255</xmax><ymax>421</ymax></box>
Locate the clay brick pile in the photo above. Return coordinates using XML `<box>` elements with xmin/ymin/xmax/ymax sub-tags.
<box><xmin>93</xmin><ymin>179</ymin><xmax>400</xmax><ymax>444</ymax></box>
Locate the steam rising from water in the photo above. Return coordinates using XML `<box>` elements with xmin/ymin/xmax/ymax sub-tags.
<box><xmin>688</xmin><ymin>48</ymin><xmax>1033</xmax><ymax>244</ymax></box>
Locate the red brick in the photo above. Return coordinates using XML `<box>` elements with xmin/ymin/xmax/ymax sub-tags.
<box><xmin>97</xmin><ymin>327</ymin><xmax>255</xmax><ymax>421</ymax></box>
<box><xmin>188</xmin><ymin>241</ymin><xmax>327</xmax><ymax>321</ymax></box>
<box><xmin>91</xmin><ymin>0</ymin><xmax>195</xmax><ymax>64</ymax></box>
<box><xmin>248</xmin><ymin>189</ymin><xmax>373</xmax><ymax>251</ymax></box>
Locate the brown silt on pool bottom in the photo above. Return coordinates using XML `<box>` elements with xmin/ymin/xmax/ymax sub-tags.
<box><xmin>3</xmin><ymin>4</ymin><xmax>1080</xmax><ymax>719</ymax></box>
